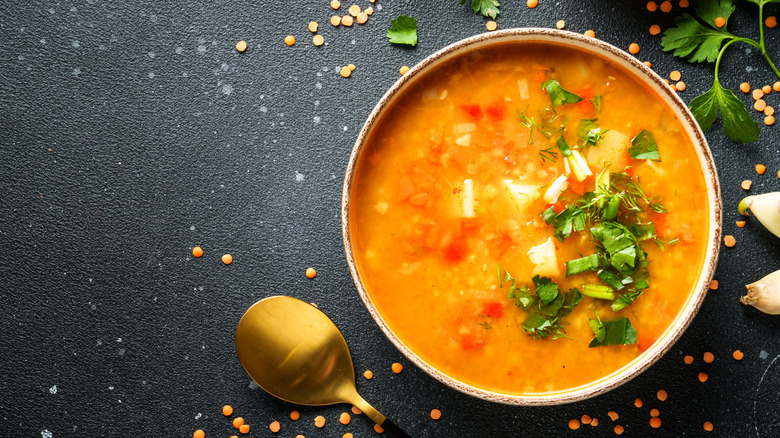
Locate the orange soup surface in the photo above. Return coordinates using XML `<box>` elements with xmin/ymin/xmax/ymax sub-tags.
<box><xmin>350</xmin><ymin>43</ymin><xmax>709</xmax><ymax>394</ymax></box>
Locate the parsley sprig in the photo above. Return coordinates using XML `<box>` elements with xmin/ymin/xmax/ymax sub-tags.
<box><xmin>459</xmin><ymin>0</ymin><xmax>500</xmax><ymax>19</ymax></box>
<box><xmin>387</xmin><ymin>15</ymin><xmax>418</xmax><ymax>46</ymax></box>
<box><xmin>661</xmin><ymin>0</ymin><xmax>779</xmax><ymax>143</ymax></box>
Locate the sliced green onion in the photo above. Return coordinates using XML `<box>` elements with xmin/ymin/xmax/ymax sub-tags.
<box><xmin>566</xmin><ymin>254</ymin><xmax>600</xmax><ymax>276</ymax></box>
<box><xmin>582</xmin><ymin>284</ymin><xmax>616</xmax><ymax>300</ymax></box>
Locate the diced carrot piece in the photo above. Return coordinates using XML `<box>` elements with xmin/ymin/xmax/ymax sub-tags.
<box><xmin>459</xmin><ymin>104</ymin><xmax>483</xmax><ymax>120</ymax></box>
<box><xmin>638</xmin><ymin>333</ymin><xmax>655</xmax><ymax>352</ymax></box>
<box><xmin>443</xmin><ymin>241</ymin><xmax>467</xmax><ymax>263</ymax></box>
<box><xmin>485</xmin><ymin>103</ymin><xmax>506</xmax><ymax>121</ymax></box>
<box><xmin>568</xmin><ymin>179</ymin><xmax>587</xmax><ymax>195</ymax></box>
<box><xmin>459</xmin><ymin>334</ymin><xmax>486</xmax><ymax>349</ymax></box>
<box><xmin>397</xmin><ymin>175</ymin><xmax>415</xmax><ymax>201</ymax></box>
<box><xmin>482</xmin><ymin>302</ymin><xmax>505</xmax><ymax>318</ymax></box>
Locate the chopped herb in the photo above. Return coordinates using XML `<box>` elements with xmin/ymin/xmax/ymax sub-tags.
<box><xmin>589</xmin><ymin>315</ymin><xmax>637</xmax><ymax>348</ymax></box>
<box><xmin>628</xmin><ymin>130</ymin><xmax>661</xmax><ymax>161</ymax></box>
<box><xmin>591</xmin><ymin>95</ymin><xmax>603</xmax><ymax>113</ymax></box>
<box><xmin>547</xmin><ymin>204</ymin><xmax>587</xmax><ymax>241</ymax></box>
<box><xmin>533</xmin><ymin>275</ymin><xmax>560</xmax><ymax>305</ymax></box>
<box><xmin>565</xmin><ymin>254</ymin><xmax>601</xmax><ymax>276</ymax></box>
<box><xmin>539</xmin><ymin>144</ymin><xmax>559</xmax><ymax>163</ymax></box>
<box><xmin>631</xmin><ymin>223</ymin><xmax>657</xmax><ymax>241</ymax></box>
<box><xmin>578</xmin><ymin>118</ymin><xmax>609</xmax><ymax>150</ymax></box>
<box><xmin>560</xmin><ymin>288</ymin><xmax>583</xmax><ymax>317</ymax></box>
<box><xmin>598</xmin><ymin>269</ymin><xmax>629</xmax><ymax>291</ymax></box>
<box><xmin>459</xmin><ymin>0</ymin><xmax>500</xmax><ymax>19</ymax></box>
<box><xmin>555</xmin><ymin>136</ymin><xmax>572</xmax><ymax>157</ymax></box>
<box><xmin>541</xmin><ymin>79</ymin><xmax>583</xmax><ymax>108</ymax></box>
<box><xmin>386</xmin><ymin>15</ymin><xmax>418</xmax><ymax>46</ymax></box>
<box><xmin>582</xmin><ymin>284</ymin><xmax>616</xmax><ymax>300</ymax></box>
<box><xmin>517</xmin><ymin>108</ymin><xmax>554</xmax><ymax>146</ymax></box>
<box><xmin>611</xmin><ymin>290</ymin><xmax>644</xmax><ymax>312</ymax></box>
<box><xmin>477</xmin><ymin>320</ymin><xmax>492</xmax><ymax>329</ymax></box>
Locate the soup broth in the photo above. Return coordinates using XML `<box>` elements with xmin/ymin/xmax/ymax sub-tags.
<box><xmin>349</xmin><ymin>43</ymin><xmax>709</xmax><ymax>394</ymax></box>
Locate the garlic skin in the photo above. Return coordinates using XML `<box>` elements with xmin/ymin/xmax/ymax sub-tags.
<box><xmin>738</xmin><ymin>192</ymin><xmax>780</xmax><ymax>239</ymax></box>
<box><xmin>741</xmin><ymin>269</ymin><xmax>780</xmax><ymax>315</ymax></box>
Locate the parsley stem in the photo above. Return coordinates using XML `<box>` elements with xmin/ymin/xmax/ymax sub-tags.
<box><xmin>758</xmin><ymin>2</ymin><xmax>780</xmax><ymax>79</ymax></box>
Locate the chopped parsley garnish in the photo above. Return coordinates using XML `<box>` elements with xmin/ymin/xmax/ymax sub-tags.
<box><xmin>565</xmin><ymin>254</ymin><xmax>600</xmax><ymax>276</ymax></box>
<box><xmin>541</xmin><ymin>79</ymin><xmax>583</xmax><ymax>108</ymax></box>
<box><xmin>386</xmin><ymin>15</ymin><xmax>418</xmax><ymax>46</ymax></box>
<box><xmin>459</xmin><ymin>0</ymin><xmax>500</xmax><ymax>19</ymax></box>
<box><xmin>578</xmin><ymin>118</ymin><xmax>609</xmax><ymax>151</ymax></box>
<box><xmin>591</xmin><ymin>95</ymin><xmax>603</xmax><ymax>113</ymax></box>
<box><xmin>660</xmin><ymin>0</ymin><xmax>775</xmax><ymax>143</ymax></box>
<box><xmin>517</xmin><ymin>108</ymin><xmax>554</xmax><ymax>146</ymax></box>
<box><xmin>588</xmin><ymin>313</ymin><xmax>638</xmax><ymax>348</ymax></box>
<box><xmin>628</xmin><ymin>130</ymin><xmax>661</xmax><ymax>161</ymax></box>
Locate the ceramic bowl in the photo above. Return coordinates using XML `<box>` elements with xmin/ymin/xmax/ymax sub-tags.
<box><xmin>341</xmin><ymin>28</ymin><xmax>722</xmax><ymax>405</ymax></box>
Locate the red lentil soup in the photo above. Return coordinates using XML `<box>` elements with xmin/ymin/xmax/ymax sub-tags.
<box><xmin>349</xmin><ymin>42</ymin><xmax>709</xmax><ymax>394</ymax></box>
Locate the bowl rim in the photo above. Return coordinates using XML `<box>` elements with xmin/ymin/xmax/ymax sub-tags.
<box><xmin>341</xmin><ymin>28</ymin><xmax>722</xmax><ymax>405</ymax></box>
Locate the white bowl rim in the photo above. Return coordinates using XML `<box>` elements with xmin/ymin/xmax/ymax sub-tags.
<box><xmin>341</xmin><ymin>28</ymin><xmax>722</xmax><ymax>406</ymax></box>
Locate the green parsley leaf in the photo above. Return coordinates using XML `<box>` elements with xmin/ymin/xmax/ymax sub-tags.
<box><xmin>690</xmin><ymin>79</ymin><xmax>760</xmax><ymax>143</ymax></box>
<box><xmin>459</xmin><ymin>0</ymin><xmax>500</xmax><ymax>19</ymax></box>
<box><xmin>565</xmin><ymin>254</ymin><xmax>601</xmax><ymax>276</ymax></box>
<box><xmin>611</xmin><ymin>290</ymin><xmax>644</xmax><ymax>312</ymax></box>
<box><xmin>548</xmin><ymin>205</ymin><xmax>587</xmax><ymax>241</ymax></box>
<box><xmin>521</xmin><ymin>314</ymin><xmax>555</xmax><ymax>339</ymax></box>
<box><xmin>559</xmin><ymin>288</ymin><xmax>583</xmax><ymax>317</ymax></box>
<box><xmin>694</xmin><ymin>0</ymin><xmax>736</xmax><ymax>28</ymax></box>
<box><xmin>578</xmin><ymin>118</ymin><xmax>609</xmax><ymax>150</ymax></box>
<box><xmin>533</xmin><ymin>275</ymin><xmax>560</xmax><ymax>305</ymax></box>
<box><xmin>541</xmin><ymin>79</ymin><xmax>583</xmax><ymax>107</ymax></box>
<box><xmin>511</xmin><ymin>285</ymin><xmax>536</xmax><ymax>310</ymax></box>
<box><xmin>387</xmin><ymin>15</ymin><xmax>418</xmax><ymax>46</ymax></box>
<box><xmin>598</xmin><ymin>269</ymin><xmax>628</xmax><ymax>291</ymax></box>
<box><xmin>660</xmin><ymin>13</ymin><xmax>733</xmax><ymax>63</ymax></box>
<box><xmin>628</xmin><ymin>130</ymin><xmax>661</xmax><ymax>161</ymax></box>
<box><xmin>588</xmin><ymin>317</ymin><xmax>637</xmax><ymax>347</ymax></box>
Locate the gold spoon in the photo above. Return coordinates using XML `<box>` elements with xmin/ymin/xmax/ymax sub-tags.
<box><xmin>235</xmin><ymin>295</ymin><xmax>412</xmax><ymax>437</ymax></box>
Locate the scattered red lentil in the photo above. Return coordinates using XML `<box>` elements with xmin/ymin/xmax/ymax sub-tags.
<box><xmin>669</xmin><ymin>70</ymin><xmax>681</xmax><ymax>81</ymax></box>
<box><xmin>223</xmin><ymin>405</ymin><xmax>233</xmax><ymax>416</ymax></box>
<box><xmin>680</xmin><ymin>0</ymin><xmax>690</xmax><ymax>7</ymax></box>
<box><xmin>194</xmin><ymin>430</ymin><xmax>205</xmax><ymax>438</ymax></box>
<box><xmin>715</xmin><ymin>16</ymin><xmax>726</xmax><ymax>28</ymax></box>
<box><xmin>231</xmin><ymin>436</ymin><xmax>239</xmax><ymax>438</ymax></box>
<box><xmin>660</xmin><ymin>1</ymin><xmax>672</xmax><ymax>12</ymax></box>
<box><xmin>365</xmin><ymin>6</ymin><xmax>374</xmax><ymax>16</ymax></box>
<box><xmin>703</xmin><ymin>421</ymin><xmax>714</xmax><ymax>431</ymax></box>
<box><xmin>239</xmin><ymin>424</ymin><xmax>250</xmax><ymax>434</ymax></box>
<box><xmin>676</xmin><ymin>81</ymin><xmax>686</xmax><ymax>91</ymax></box>
<box><xmin>313</xmin><ymin>35</ymin><xmax>325</xmax><ymax>47</ymax></box>
<box><xmin>233</xmin><ymin>417</ymin><xmax>245</xmax><ymax>428</ymax></box>
<box><xmin>331</xmin><ymin>16</ymin><xmax>342</xmax><ymax>26</ymax></box>
<box><xmin>399</xmin><ymin>65</ymin><xmax>410</xmax><ymax>75</ymax></box>
<box><xmin>650</xmin><ymin>417</ymin><xmax>662</xmax><ymax>428</ymax></box>
<box><xmin>763</xmin><ymin>85</ymin><xmax>772</xmax><ymax>94</ymax></box>
<box><xmin>348</xmin><ymin>64</ymin><xmax>356</xmax><ymax>71</ymax></box>
<box><xmin>344</xmin><ymin>434</ymin><xmax>354</xmax><ymax>438</ymax></box>
<box><xmin>767</xmin><ymin>16</ymin><xmax>778</xmax><ymax>28</ymax></box>
<box><xmin>306</xmin><ymin>267</ymin><xmax>317</xmax><ymax>278</ymax></box>
<box><xmin>774</xmin><ymin>81</ymin><xmax>780</xmax><ymax>92</ymax></box>
<box><xmin>340</xmin><ymin>412</ymin><xmax>351</xmax><ymax>425</ymax></box>
<box><xmin>569</xmin><ymin>419</ymin><xmax>581</xmax><ymax>430</ymax></box>
<box><xmin>742</xmin><ymin>180</ymin><xmax>753</xmax><ymax>191</ymax></box>
<box><xmin>308</xmin><ymin>21</ymin><xmax>319</xmax><ymax>33</ymax></box>
<box><xmin>766</xmin><ymin>115</ymin><xmax>776</xmax><ymax>125</ymax></box>
<box><xmin>527</xmin><ymin>0</ymin><xmax>539</xmax><ymax>8</ymax></box>
<box><xmin>657</xmin><ymin>389</ymin><xmax>668</xmax><ymax>401</ymax></box>
<box><xmin>755</xmin><ymin>99</ymin><xmax>767</xmax><ymax>112</ymax></box>
<box><xmin>766</xmin><ymin>106</ymin><xmax>775</xmax><ymax>116</ymax></box>
<box><xmin>290</xmin><ymin>411</ymin><xmax>300</xmax><ymax>421</ymax></box>
<box><xmin>733</xmin><ymin>350</ymin><xmax>745</xmax><ymax>360</ymax></box>
<box><xmin>192</xmin><ymin>246</ymin><xmax>204</xmax><ymax>257</ymax></box>
<box><xmin>374</xmin><ymin>424</ymin><xmax>384</xmax><ymax>433</ymax></box>
<box><xmin>314</xmin><ymin>415</ymin><xmax>326</xmax><ymax>428</ymax></box>
<box><xmin>364</xmin><ymin>370</ymin><xmax>373</xmax><ymax>379</ymax></box>
<box><xmin>756</xmin><ymin>164</ymin><xmax>767</xmax><ymax>174</ymax></box>
<box><xmin>342</xmin><ymin>15</ymin><xmax>354</xmax><ymax>26</ymax></box>
<box><xmin>584</xmin><ymin>30</ymin><xmax>596</xmax><ymax>37</ymax></box>
<box><xmin>649</xmin><ymin>24</ymin><xmax>661</xmax><ymax>35</ymax></box>
<box><xmin>753</xmin><ymin>88</ymin><xmax>765</xmax><ymax>100</ymax></box>
<box><xmin>740</xmin><ymin>82</ymin><xmax>751</xmax><ymax>93</ymax></box>
<box><xmin>647</xmin><ymin>1</ymin><xmax>658</xmax><ymax>11</ymax></box>
<box><xmin>352</xmin><ymin>406</ymin><xmax>362</xmax><ymax>415</ymax></box>
<box><xmin>629</xmin><ymin>43</ymin><xmax>640</xmax><ymax>54</ymax></box>
<box><xmin>581</xmin><ymin>415</ymin><xmax>593</xmax><ymax>425</ymax></box>
<box><xmin>703</xmin><ymin>352</ymin><xmax>715</xmax><ymax>363</ymax></box>
<box><xmin>486</xmin><ymin>20</ymin><xmax>498</xmax><ymax>31</ymax></box>
<box><xmin>684</xmin><ymin>355</ymin><xmax>694</xmax><ymax>364</ymax></box>
<box><xmin>644</xmin><ymin>61</ymin><xmax>652</xmax><ymax>68</ymax></box>
<box><xmin>340</xmin><ymin>66</ymin><xmax>352</xmax><ymax>78</ymax></box>
<box><xmin>698</xmin><ymin>371</ymin><xmax>709</xmax><ymax>382</ymax></box>
<box><xmin>348</xmin><ymin>4</ymin><xmax>360</xmax><ymax>16</ymax></box>
<box><xmin>392</xmin><ymin>362</ymin><xmax>403</xmax><ymax>373</ymax></box>
<box><xmin>222</xmin><ymin>254</ymin><xmax>233</xmax><ymax>264</ymax></box>
<box><xmin>295</xmin><ymin>435</ymin><xmax>304</xmax><ymax>438</ymax></box>
<box><xmin>634</xmin><ymin>398</ymin><xmax>643</xmax><ymax>408</ymax></box>
<box><xmin>235</xmin><ymin>40</ymin><xmax>247</xmax><ymax>52</ymax></box>
<box><xmin>284</xmin><ymin>35</ymin><xmax>296</xmax><ymax>46</ymax></box>
<box><xmin>736</xmin><ymin>220</ymin><xmax>746</xmax><ymax>228</ymax></box>
<box><xmin>724</xmin><ymin>235</ymin><xmax>736</xmax><ymax>247</ymax></box>
<box><xmin>331</xmin><ymin>0</ymin><xmax>341</xmax><ymax>9</ymax></box>
<box><xmin>556</xmin><ymin>20</ymin><xmax>566</xmax><ymax>29</ymax></box>
<box><xmin>591</xmin><ymin>418</ymin><xmax>599</xmax><ymax>427</ymax></box>
<box><xmin>608</xmin><ymin>411</ymin><xmax>619</xmax><ymax>421</ymax></box>
<box><xmin>650</xmin><ymin>408</ymin><xmax>660</xmax><ymax>417</ymax></box>
<box><xmin>430</xmin><ymin>409</ymin><xmax>442</xmax><ymax>420</ymax></box>
<box><xmin>357</xmin><ymin>12</ymin><xmax>368</xmax><ymax>24</ymax></box>
<box><xmin>614</xmin><ymin>424</ymin><xmax>625</xmax><ymax>434</ymax></box>
<box><xmin>269</xmin><ymin>421</ymin><xmax>281</xmax><ymax>433</ymax></box>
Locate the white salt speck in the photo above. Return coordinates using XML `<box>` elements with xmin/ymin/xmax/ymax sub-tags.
<box><xmin>18</xmin><ymin>55</ymin><xmax>25</xmax><ymax>61</ymax></box>
<box><xmin>746</xmin><ymin>66</ymin><xmax>754</xmax><ymax>73</ymax></box>
<box><xmin>342</xmin><ymin>126</ymin><xmax>348</xmax><ymax>132</ymax></box>
<box><xmin>40</xmin><ymin>38</ymin><xmax>46</xmax><ymax>44</ymax></box>
<box><xmin>313</xmin><ymin>116</ymin><xmax>321</xmax><ymax>124</ymax></box>
<box><xmin>175</xmin><ymin>47</ymin><xmax>183</xmax><ymax>54</ymax></box>
<box><xmin>148</xmin><ymin>72</ymin><xmax>155</xmax><ymax>79</ymax></box>
<box><xmin>97</xmin><ymin>339</ymin><xmax>102</xmax><ymax>345</ymax></box>
<box><xmin>49</xmin><ymin>385</ymin><xmax>58</xmax><ymax>394</ymax></box>
<box><xmin>72</xmin><ymin>68</ymin><xmax>81</xmax><ymax>76</ymax></box>
<box><xmin>322</xmin><ymin>66</ymin><xmax>329</xmax><ymax>72</ymax></box>
<box><xmin>150</xmin><ymin>14</ymin><xmax>158</xmax><ymax>23</ymax></box>
<box><xmin>760</xmin><ymin>350</ymin><xmax>768</xmax><ymax>359</ymax></box>
<box><xmin>148</xmin><ymin>51</ymin><xmax>155</xmax><ymax>58</ymax></box>
<box><xmin>182</xmin><ymin>72</ymin><xmax>188</xmax><ymax>78</ymax></box>
<box><xmin>117</xmin><ymin>338</ymin><xmax>122</xmax><ymax>343</ymax></box>
<box><xmin>295</xmin><ymin>172</ymin><xmax>305</xmax><ymax>182</ymax></box>
<box><xmin>90</xmin><ymin>304</ymin><xmax>96</xmax><ymax>310</ymax></box>
<box><xmin>41</xmin><ymin>430</ymin><xmax>52</xmax><ymax>438</ymax></box>
<box><xmin>70</xmin><ymin>6</ymin><xmax>77</xmax><ymax>12</ymax></box>
<box><xmin>118</xmin><ymin>348</ymin><xmax>126</xmax><ymax>356</ymax></box>
<box><xmin>48</xmin><ymin>8</ymin><xmax>55</xmax><ymax>14</ymax></box>
<box><xmin>99</xmin><ymin>44</ymin><xmax>106</xmax><ymax>50</ymax></box>
<box><xmin>314</xmin><ymin>100</ymin><xmax>320</xmax><ymax>106</ymax></box>
<box><xmin>71</xmin><ymin>40</ymin><xmax>80</xmax><ymax>48</ymax></box>
<box><xmin>317</xmin><ymin>72</ymin><xmax>322</xmax><ymax>77</ymax></box>
<box><xmin>195</xmin><ymin>413</ymin><xmax>202</xmax><ymax>420</ymax></box>
<box><xmin>189</xmin><ymin>225</ymin><xmax>196</xmax><ymax>231</ymax></box>
<box><xmin>108</xmin><ymin>386</ymin><xmax>114</xmax><ymax>390</ymax></box>
<box><xmin>377</xmin><ymin>4</ymin><xmax>383</xmax><ymax>10</ymax></box>
<box><xmin>221</xmin><ymin>63</ymin><xmax>229</xmax><ymax>71</ymax></box>
<box><xmin>351</xmin><ymin>39</ymin><xmax>356</xmax><ymax>45</ymax></box>
<box><xmin>248</xmin><ymin>380</ymin><xmax>259</xmax><ymax>389</ymax></box>
<box><xmin>198</xmin><ymin>45</ymin><xmax>206</xmax><ymax>53</ymax></box>
<box><xmin>746</xmin><ymin>48</ymin><xmax>752</xmax><ymax>55</ymax></box>
<box><xmin>222</xmin><ymin>84</ymin><xmax>233</xmax><ymax>95</ymax></box>
<box><xmin>315</xmin><ymin>82</ymin><xmax>323</xmax><ymax>90</ymax></box>
<box><xmin>260</xmin><ymin>106</ymin><xmax>268</xmax><ymax>113</ymax></box>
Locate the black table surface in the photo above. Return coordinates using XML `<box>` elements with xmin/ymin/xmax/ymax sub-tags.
<box><xmin>3</xmin><ymin>1</ymin><xmax>780</xmax><ymax>437</ymax></box>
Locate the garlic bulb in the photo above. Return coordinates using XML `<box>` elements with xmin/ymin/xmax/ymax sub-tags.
<box><xmin>738</xmin><ymin>192</ymin><xmax>780</xmax><ymax>239</ymax></box>
<box><xmin>741</xmin><ymin>269</ymin><xmax>780</xmax><ymax>315</ymax></box>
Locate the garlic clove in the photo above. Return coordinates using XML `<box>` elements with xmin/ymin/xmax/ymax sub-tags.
<box><xmin>738</xmin><ymin>192</ymin><xmax>780</xmax><ymax>239</ymax></box>
<box><xmin>741</xmin><ymin>269</ymin><xmax>780</xmax><ymax>315</ymax></box>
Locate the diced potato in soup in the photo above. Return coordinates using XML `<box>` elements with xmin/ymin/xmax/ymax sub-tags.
<box><xmin>349</xmin><ymin>43</ymin><xmax>709</xmax><ymax>394</ymax></box>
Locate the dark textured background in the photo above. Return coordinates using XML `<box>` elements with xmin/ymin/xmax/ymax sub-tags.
<box><xmin>2</xmin><ymin>1</ymin><xmax>780</xmax><ymax>437</ymax></box>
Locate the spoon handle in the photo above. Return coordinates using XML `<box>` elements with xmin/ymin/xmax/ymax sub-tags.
<box><xmin>379</xmin><ymin>417</ymin><xmax>414</xmax><ymax>438</ymax></box>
